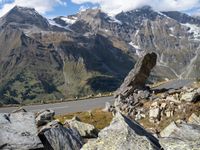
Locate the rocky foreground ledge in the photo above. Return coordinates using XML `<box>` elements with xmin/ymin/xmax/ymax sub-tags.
<box><xmin>1</xmin><ymin>52</ymin><xmax>200</xmax><ymax>150</ymax></box>
<box><xmin>1</xmin><ymin>107</ymin><xmax>200</xmax><ymax>150</ymax></box>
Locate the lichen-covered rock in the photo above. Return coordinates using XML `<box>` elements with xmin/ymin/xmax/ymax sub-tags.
<box><xmin>36</xmin><ymin>109</ymin><xmax>55</xmax><ymax>126</ymax></box>
<box><xmin>64</xmin><ymin>117</ymin><xmax>98</xmax><ymax>138</ymax></box>
<box><xmin>0</xmin><ymin>112</ymin><xmax>43</xmax><ymax>150</ymax></box>
<box><xmin>159</xmin><ymin>121</ymin><xmax>200</xmax><ymax>149</ymax></box>
<box><xmin>81</xmin><ymin>112</ymin><xmax>162</xmax><ymax>150</ymax></box>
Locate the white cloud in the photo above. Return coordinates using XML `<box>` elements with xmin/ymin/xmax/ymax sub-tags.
<box><xmin>79</xmin><ymin>5</ymin><xmax>89</xmax><ymax>12</ymax></box>
<box><xmin>0</xmin><ymin>0</ymin><xmax>67</xmax><ymax>17</ymax></box>
<box><xmin>72</xmin><ymin>0</ymin><xmax>200</xmax><ymax>15</ymax></box>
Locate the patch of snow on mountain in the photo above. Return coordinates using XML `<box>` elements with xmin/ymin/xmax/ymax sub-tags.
<box><xmin>183</xmin><ymin>23</ymin><xmax>200</xmax><ymax>40</ymax></box>
<box><xmin>108</xmin><ymin>16</ymin><xmax>122</xmax><ymax>24</ymax></box>
<box><xmin>155</xmin><ymin>11</ymin><xmax>171</xmax><ymax>19</ymax></box>
<box><xmin>61</xmin><ymin>16</ymin><xmax>77</xmax><ymax>24</ymax></box>
<box><xmin>48</xmin><ymin>19</ymin><xmax>65</xmax><ymax>28</ymax></box>
<box><xmin>129</xmin><ymin>41</ymin><xmax>140</xmax><ymax>49</ymax></box>
<box><xmin>169</xmin><ymin>34</ymin><xmax>176</xmax><ymax>37</ymax></box>
<box><xmin>129</xmin><ymin>41</ymin><xmax>144</xmax><ymax>57</ymax></box>
<box><xmin>48</xmin><ymin>19</ymin><xmax>72</xmax><ymax>31</ymax></box>
<box><xmin>169</xmin><ymin>27</ymin><xmax>174</xmax><ymax>32</ymax></box>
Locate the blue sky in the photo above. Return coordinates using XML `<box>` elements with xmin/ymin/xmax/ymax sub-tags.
<box><xmin>0</xmin><ymin>0</ymin><xmax>199</xmax><ymax>18</ymax></box>
<box><xmin>46</xmin><ymin>1</ymin><xmax>98</xmax><ymax>18</ymax></box>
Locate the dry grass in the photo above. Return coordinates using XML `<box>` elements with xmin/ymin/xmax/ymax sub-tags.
<box><xmin>55</xmin><ymin>109</ymin><xmax>113</xmax><ymax>130</ymax></box>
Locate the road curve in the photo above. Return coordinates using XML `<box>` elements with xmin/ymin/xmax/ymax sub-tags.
<box><xmin>0</xmin><ymin>96</ymin><xmax>114</xmax><ymax>115</ymax></box>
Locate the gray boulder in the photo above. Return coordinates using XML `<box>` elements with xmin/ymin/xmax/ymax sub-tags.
<box><xmin>160</xmin><ymin>121</ymin><xmax>200</xmax><ymax>149</ymax></box>
<box><xmin>81</xmin><ymin>112</ymin><xmax>162</xmax><ymax>150</ymax></box>
<box><xmin>36</xmin><ymin>109</ymin><xmax>55</xmax><ymax>126</ymax></box>
<box><xmin>114</xmin><ymin>52</ymin><xmax>157</xmax><ymax>99</ymax></box>
<box><xmin>64</xmin><ymin>117</ymin><xmax>98</xmax><ymax>138</ymax></box>
<box><xmin>39</xmin><ymin>124</ymin><xmax>83</xmax><ymax>150</ymax></box>
<box><xmin>0</xmin><ymin>112</ymin><xmax>43</xmax><ymax>150</ymax></box>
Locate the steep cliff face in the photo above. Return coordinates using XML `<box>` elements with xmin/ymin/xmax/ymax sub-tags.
<box><xmin>0</xmin><ymin>6</ymin><xmax>200</xmax><ymax>104</ymax></box>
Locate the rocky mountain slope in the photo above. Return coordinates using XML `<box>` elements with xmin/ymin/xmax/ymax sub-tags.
<box><xmin>0</xmin><ymin>6</ymin><xmax>200</xmax><ymax>104</ymax></box>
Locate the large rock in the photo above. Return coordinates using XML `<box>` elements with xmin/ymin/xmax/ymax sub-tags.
<box><xmin>81</xmin><ymin>112</ymin><xmax>162</xmax><ymax>150</ymax></box>
<box><xmin>0</xmin><ymin>112</ymin><xmax>43</xmax><ymax>150</ymax></box>
<box><xmin>114</xmin><ymin>52</ymin><xmax>157</xmax><ymax>99</ymax></box>
<box><xmin>64</xmin><ymin>117</ymin><xmax>98</xmax><ymax>138</ymax></box>
<box><xmin>36</xmin><ymin>109</ymin><xmax>55</xmax><ymax>126</ymax></box>
<box><xmin>39</xmin><ymin>123</ymin><xmax>83</xmax><ymax>150</ymax></box>
<box><xmin>159</xmin><ymin>121</ymin><xmax>200</xmax><ymax>149</ymax></box>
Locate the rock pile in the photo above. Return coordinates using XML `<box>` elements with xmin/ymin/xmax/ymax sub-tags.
<box><xmin>109</xmin><ymin>52</ymin><xmax>200</xmax><ymax>127</ymax></box>
<box><xmin>0</xmin><ymin>109</ymin><xmax>164</xmax><ymax>150</ymax></box>
<box><xmin>145</xmin><ymin>86</ymin><xmax>200</xmax><ymax>124</ymax></box>
<box><xmin>114</xmin><ymin>52</ymin><xmax>157</xmax><ymax>116</ymax></box>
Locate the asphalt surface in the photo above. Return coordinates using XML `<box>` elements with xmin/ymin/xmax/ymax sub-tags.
<box><xmin>0</xmin><ymin>96</ymin><xmax>114</xmax><ymax>115</ymax></box>
<box><xmin>152</xmin><ymin>79</ymin><xmax>195</xmax><ymax>91</ymax></box>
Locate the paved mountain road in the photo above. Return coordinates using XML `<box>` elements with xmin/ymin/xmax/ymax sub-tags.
<box><xmin>0</xmin><ymin>97</ymin><xmax>114</xmax><ymax>115</ymax></box>
<box><xmin>0</xmin><ymin>79</ymin><xmax>195</xmax><ymax>115</ymax></box>
<box><xmin>152</xmin><ymin>79</ymin><xmax>195</xmax><ymax>91</ymax></box>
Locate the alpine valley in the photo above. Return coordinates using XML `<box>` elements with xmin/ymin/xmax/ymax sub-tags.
<box><xmin>0</xmin><ymin>6</ymin><xmax>200</xmax><ymax>104</ymax></box>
